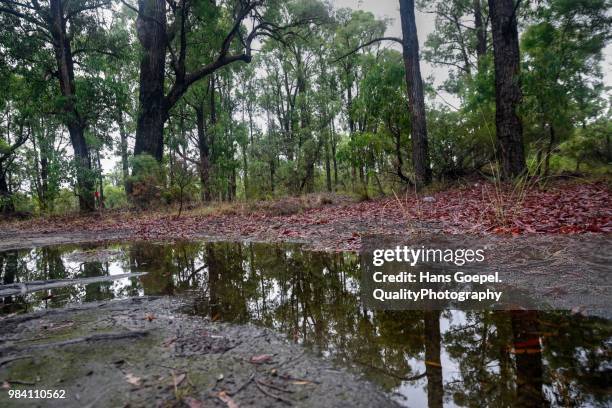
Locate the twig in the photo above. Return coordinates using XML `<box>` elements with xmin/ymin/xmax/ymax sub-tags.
<box><xmin>255</xmin><ymin>381</ymin><xmax>294</xmax><ymax>405</ymax></box>
<box><xmin>256</xmin><ymin>378</ymin><xmax>294</xmax><ymax>394</ymax></box>
<box><xmin>227</xmin><ymin>373</ymin><xmax>255</xmax><ymax>396</ymax></box>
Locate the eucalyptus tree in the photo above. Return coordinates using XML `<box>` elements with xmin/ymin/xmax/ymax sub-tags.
<box><xmin>128</xmin><ymin>0</ymin><xmax>314</xmax><ymax>164</ymax></box>
<box><xmin>521</xmin><ymin>0</ymin><xmax>611</xmax><ymax>176</ymax></box>
<box><xmin>0</xmin><ymin>76</ymin><xmax>30</xmax><ymax>214</ymax></box>
<box><xmin>332</xmin><ymin>9</ymin><xmax>387</xmax><ymax>190</ymax></box>
<box><xmin>335</xmin><ymin>2</ymin><xmax>432</xmax><ymax>187</ymax></box>
<box><xmin>399</xmin><ymin>0</ymin><xmax>431</xmax><ymax>186</ymax></box>
<box><xmin>488</xmin><ymin>0</ymin><xmax>526</xmax><ymax>179</ymax></box>
<box><xmin>0</xmin><ymin>0</ymin><xmax>122</xmax><ymax>211</ymax></box>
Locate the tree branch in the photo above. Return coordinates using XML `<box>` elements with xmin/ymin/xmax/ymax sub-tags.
<box><xmin>333</xmin><ymin>36</ymin><xmax>403</xmax><ymax>62</ymax></box>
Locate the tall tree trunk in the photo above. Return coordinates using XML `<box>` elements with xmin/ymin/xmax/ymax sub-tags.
<box><xmin>474</xmin><ymin>0</ymin><xmax>487</xmax><ymax>61</ymax></box>
<box><xmin>488</xmin><ymin>0</ymin><xmax>526</xmax><ymax>179</ymax></box>
<box><xmin>195</xmin><ymin>103</ymin><xmax>211</xmax><ymax>202</ymax></box>
<box><xmin>330</xmin><ymin>118</ymin><xmax>338</xmax><ymax>188</ymax></box>
<box><xmin>544</xmin><ymin>123</ymin><xmax>555</xmax><ymax>177</ymax></box>
<box><xmin>49</xmin><ymin>0</ymin><xmax>94</xmax><ymax>212</ymax></box>
<box><xmin>324</xmin><ymin>135</ymin><xmax>332</xmax><ymax>193</ymax></box>
<box><xmin>270</xmin><ymin>158</ymin><xmax>275</xmax><ymax>194</ymax></box>
<box><xmin>134</xmin><ymin>0</ymin><xmax>167</xmax><ymax>162</ymax></box>
<box><xmin>96</xmin><ymin>149</ymin><xmax>104</xmax><ymax>209</ymax></box>
<box><xmin>399</xmin><ymin>0</ymin><xmax>432</xmax><ymax>187</ymax></box>
<box><xmin>242</xmin><ymin>145</ymin><xmax>249</xmax><ymax>199</ymax></box>
<box><xmin>117</xmin><ymin>112</ymin><xmax>130</xmax><ymax>190</ymax></box>
<box><xmin>0</xmin><ymin>168</ymin><xmax>14</xmax><ymax>215</ymax></box>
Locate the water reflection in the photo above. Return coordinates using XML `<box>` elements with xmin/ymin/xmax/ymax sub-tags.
<box><xmin>1</xmin><ymin>242</ymin><xmax>610</xmax><ymax>407</ymax></box>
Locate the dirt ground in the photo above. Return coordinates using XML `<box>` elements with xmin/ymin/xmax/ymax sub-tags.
<box><xmin>1</xmin><ymin>181</ymin><xmax>610</xmax><ymax>253</ymax></box>
<box><xmin>0</xmin><ymin>297</ymin><xmax>398</xmax><ymax>407</ymax></box>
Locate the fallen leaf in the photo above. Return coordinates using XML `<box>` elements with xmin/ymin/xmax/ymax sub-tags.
<box><xmin>249</xmin><ymin>354</ymin><xmax>272</xmax><ymax>364</ymax></box>
<box><xmin>144</xmin><ymin>313</ymin><xmax>156</xmax><ymax>322</ymax></box>
<box><xmin>218</xmin><ymin>390</ymin><xmax>239</xmax><ymax>408</ymax></box>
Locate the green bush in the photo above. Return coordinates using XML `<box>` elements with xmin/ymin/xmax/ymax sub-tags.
<box><xmin>104</xmin><ymin>185</ymin><xmax>128</xmax><ymax>209</ymax></box>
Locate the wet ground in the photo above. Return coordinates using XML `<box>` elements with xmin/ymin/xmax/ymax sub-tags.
<box><xmin>1</xmin><ymin>241</ymin><xmax>611</xmax><ymax>407</ymax></box>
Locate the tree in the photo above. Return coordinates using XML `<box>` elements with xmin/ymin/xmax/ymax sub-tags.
<box><xmin>130</xmin><ymin>0</ymin><xmax>309</xmax><ymax>164</ymax></box>
<box><xmin>521</xmin><ymin>0</ymin><xmax>611</xmax><ymax>176</ymax></box>
<box><xmin>0</xmin><ymin>0</ymin><xmax>118</xmax><ymax>211</ymax></box>
<box><xmin>399</xmin><ymin>0</ymin><xmax>431</xmax><ymax>186</ymax></box>
<box><xmin>488</xmin><ymin>0</ymin><xmax>526</xmax><ymax>179</ymax></box>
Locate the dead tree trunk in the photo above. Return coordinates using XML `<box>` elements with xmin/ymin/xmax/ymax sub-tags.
<box><xmin>399</xmin><ymin>0</ymin><xmax>432</xmax><ymax>187</ymax></box>
<box><xmin>488</xmin><ymin>0</ymin><xmax>526</xmax><ymax>179</ymax></box>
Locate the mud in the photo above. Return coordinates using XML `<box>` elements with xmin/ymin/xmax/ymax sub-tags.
<box><xmin>0</xmin><ymin>296</ymin><xmax>398</xmax><ymax>407</ymax></box>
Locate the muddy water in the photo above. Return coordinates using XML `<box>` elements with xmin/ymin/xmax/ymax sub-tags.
<box><xmin>1</xmin><ymin>241</ymin><xmax>610</xmax><ymax>407</ymax></box>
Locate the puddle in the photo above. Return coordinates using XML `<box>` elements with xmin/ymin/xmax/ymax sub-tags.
<box><xmin>1</xmin><ymin>241</ymin><xmax>610</xmax><ymax>407</ymax></box>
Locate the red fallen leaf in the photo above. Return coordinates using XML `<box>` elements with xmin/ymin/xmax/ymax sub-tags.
<box><xmin>249</xmin><ymin>354</ymin><xmax>273</xmax><ymax>364</ymax></box>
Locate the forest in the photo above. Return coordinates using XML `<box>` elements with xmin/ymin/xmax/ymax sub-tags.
<box><xmin>0</xmin><ymin>0</ymin><xmax>609</xmax><ymax>217</ymax></box>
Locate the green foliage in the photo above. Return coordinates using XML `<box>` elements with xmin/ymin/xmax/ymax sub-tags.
<box><xmin>0</xmin><ymin>0</ymin><xmax>610</xmax><ymax>218</ymax></box>
<box><xmin>128</xmin><ymin>154</ymin><xmax>165</xmax><ymax>209</ymax></box>
<box><xmin>51</xmin><ymin>189</ymin><xmax>80</xmax><ymax>215</ymax></box>
<box><xmin>104</xmin><ymin>185</ymin><xmax>128</xmax><ymax>210</ymax></box>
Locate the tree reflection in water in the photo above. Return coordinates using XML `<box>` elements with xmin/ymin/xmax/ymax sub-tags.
<box><xmin>1</xmin><ymin>241</ymin><xmax>610</xmax><ymax>406</ymax></box>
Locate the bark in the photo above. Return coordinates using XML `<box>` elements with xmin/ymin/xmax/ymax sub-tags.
<box><xmin>117</xmin><ymin>112</ymin><xmax>130</xmax><ymax>190</ymax></box>
<box><xmin>330</xmin><ymin>118</ymin><xmax>338</xmax><ymax>188</ymax></box>
<box><xmin>392</xmin><ymin>124</ymin><xmax>412</xmax><ymax>184</ymax></box>
<box><xmin>242</xmin><ymin>145</ymin><xmax>249</xmax><ymax>199</ymax></box>
<box><xmin>488</xmin><ymin>0</ymin><xmax>526</xmax><ymax>179</ymax></box>
<box><xmin>134</xmin><ymin>0</ymin><xmax>168</xmax><ymax>162</ymax></box>
<box><xmin>270</xmin><ymin>159</ymin><xmax>276</xmax><ymax>193</ymax></box>
<box><xmin>324</xmin><ymin>135</ymin><xmax>332</xmax><ymax>193</ymax></box>
<box><xmin>544</xmin><ymin>123</ymin><xmax>555</xmax><ymax>177</ymax></box>
<box><xmin>0</xmin><ymin>169</ymin><xmax>14</xmax><ymax>214</ymax></box>
<box><xmin>399</xmin><ymin>0</ymin><xmax>432</xmax><ymax>187</ymax></box>
<box><xmin>195</xmin><ymin>103</ymin><xmax>211</xmax><ymax>202</ymax></box>
<box><xmin>473</xmin><ymin>0</ymin><xmax>487</xmax><ymax>61</ymax></box>
<box><xmin>49</xmin><ymin>0</ymin><xmax>94</xmax><ymax>211</ymax></box>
